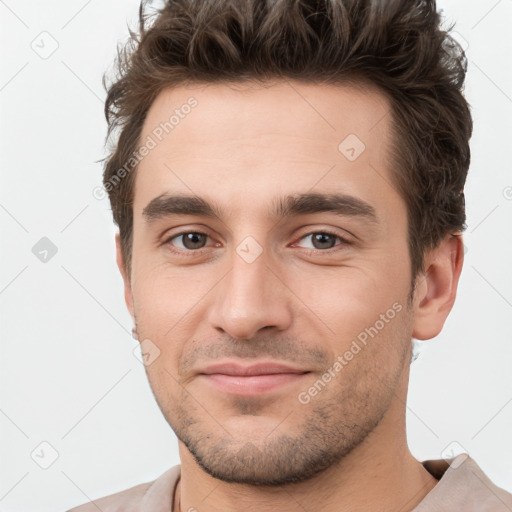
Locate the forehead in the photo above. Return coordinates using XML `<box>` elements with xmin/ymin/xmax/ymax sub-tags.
<box><xmin>133</xmin><ymin>80</ymin><xmax>398</xmax><ymax>222</ymax></box>
<box><xmin>140</xmin><ymin>79</ymin><xmax>390</xmax><ymax>152</ymax></box>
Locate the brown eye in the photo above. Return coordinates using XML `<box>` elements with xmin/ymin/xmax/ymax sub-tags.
<box><xmin>170</xmin><ymin>232</ymin><xmax>210</xmax><ymax>250</ymax></box>
<box><xmin>296</xmin><ymin>232</ymin><xmax>344</xmax><ymax>250</ymax></box>
<box><xmin>310</xmin><ymin>233</ymin><xmax>338</xmax><ymax>249</ymax></box>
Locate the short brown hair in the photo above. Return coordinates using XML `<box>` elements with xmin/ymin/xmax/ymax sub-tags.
<box><xmin>102</xmin><ymin>0</ymin><xmax>472</xmax><ymax>284</ymax></box>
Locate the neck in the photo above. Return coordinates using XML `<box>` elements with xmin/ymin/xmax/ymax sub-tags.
<box><xmin>174</xmin><ymin>368</ymin><xmax>438</xmax><ymax>511</ymax></box>
<box><xmin>174</xmin><ymin>368</ymin><xmax>437</xmax><ymax>512</ymax></box>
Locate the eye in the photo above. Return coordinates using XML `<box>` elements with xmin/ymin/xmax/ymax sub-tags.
<box><xmin>294</xmin><ymin>231</ymin><xmax>349</xmax><ymax>251</ymax></box>
<box><xmin>166</xmin><ymin>231</ymin><xmax>213</xmax><ymax>251</ymax></box>
<box><xmin>163</xmin><ymin>229</ymin><xmax>349</xmax><ymax>255</ymax></box>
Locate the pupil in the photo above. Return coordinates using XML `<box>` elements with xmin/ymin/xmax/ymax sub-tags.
<box><xmin>183</xmin><ymin>233</ymin><xmax>205</xmax><ymax>249</ymax></box>
<box><xmin>313</xmin><ymin>233</ymin><xmax>335</xmax><ymax>249</ymax></box>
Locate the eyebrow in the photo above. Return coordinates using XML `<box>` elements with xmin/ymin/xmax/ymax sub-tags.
<box><xmin>142</xmin><ymin>192</ymin><xmax>378</xmax><ymax>224</ymax></box>
<box><xmin>271</xmin><ymin>192</ymin><xmax>378</xmax><ymax>223</ymax></box>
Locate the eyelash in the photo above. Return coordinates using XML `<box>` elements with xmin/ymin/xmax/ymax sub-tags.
<box><xmin>163</xmin><ymin>229</ymin><xmax>351</xmax><ymax>256</ymax></box>
<box><xmin>293</xmin><ymin>229</ymin><xmax>352</xmax><ymax>255</ymax></box>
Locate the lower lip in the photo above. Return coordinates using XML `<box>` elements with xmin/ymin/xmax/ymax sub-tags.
<box><xmin>200</xmin><ymin>373</ymin><xmax>309</xmax><ymax>396</ymax></box>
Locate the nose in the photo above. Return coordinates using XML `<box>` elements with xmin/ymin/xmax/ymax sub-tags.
<box><xmin>207</xmin><ymin>247</ymin><xmax>293</xmax><ymax>340</ymax></box>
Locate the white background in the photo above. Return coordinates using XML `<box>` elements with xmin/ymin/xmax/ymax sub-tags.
<box><xmin>0</xmin><ymin>0</ymin><xmax>511</xmax><ymax>510</ymax></box>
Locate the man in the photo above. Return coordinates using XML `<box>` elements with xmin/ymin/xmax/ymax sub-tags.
<box><xmin>68</xmin><ymin>0</ymin><xmax>512</xmax><ymax>510</ymax></box>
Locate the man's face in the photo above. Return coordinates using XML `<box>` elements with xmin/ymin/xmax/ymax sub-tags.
<box><xmin>124</xmin><ymin>80</ymin><xmax>416</xmax><ymax>485</ymax></box>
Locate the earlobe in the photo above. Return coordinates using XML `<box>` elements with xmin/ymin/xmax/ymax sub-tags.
<box><xmin>412</xmin><ymin>233</ymin><xmax>464</xmax><ymax>340</ymax></box>
<box><xmin>115</xmin><ymin>232</ymin><xmax>135</xmax><ymax>321</ymax></box>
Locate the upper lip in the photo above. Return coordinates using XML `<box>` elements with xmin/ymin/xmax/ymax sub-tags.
<box><xmin>198</xmin><ymin>361</ymin><xmax>309</xmax><ymax>376</ymax></box>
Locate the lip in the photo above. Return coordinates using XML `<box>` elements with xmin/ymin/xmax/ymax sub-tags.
<box><xmin>198</xmin><ymin>361</ymin><xmax>310</xmax><ymax>396</ymax></box>
<box><xmin>199</xmin><ymin>361</ymin><xmax>308</xmax><ymax>376</ymax></box>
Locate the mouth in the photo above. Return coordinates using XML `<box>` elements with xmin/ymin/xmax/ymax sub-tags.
<box><xmin>198</xmin><ymin>361</ymin><xmax>311</xmax><ymax>396</ymax></box>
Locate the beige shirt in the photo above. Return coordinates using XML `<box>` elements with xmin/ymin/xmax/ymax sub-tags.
<box><xmin>67</xmin><ymin>454</ymin><xmax>512</xmax><ymax>511</ymax></box>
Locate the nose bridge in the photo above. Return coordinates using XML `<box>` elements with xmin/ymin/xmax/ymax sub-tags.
<box><xmin>208</xmin><ymin>239</ymin><xmax>292</xmax><ymax>339</ymax></box>
<box><xmin>228</xmin><ymin>249</ymin><xmax>269</xmax><ymax>305</ymax></box>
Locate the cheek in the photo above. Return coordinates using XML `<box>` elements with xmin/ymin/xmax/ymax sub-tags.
<box><xmin>131</xmin><ymin>263</ymin><xmax>227</xmax><ymax>379</ymax></box>
<box><xmin>283</xmin><ymin>258</ymin><xmax>409</xmax><ymax>343</ymax></box>
<box><xmin>132</xmin><ymin>263</ymin><xmax>214</xmax><ymax>327</ymax></box>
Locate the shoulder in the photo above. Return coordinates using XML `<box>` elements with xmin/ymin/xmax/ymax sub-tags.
<box><xmin>417</xmin><ymin>455</ymin><xmax>512</xmax><ymax>511</ymax></box>
<box><xmin>66</xmin><ymin>481</ymin><xmax>153</xmax><ymax>512</ymax></box>
<box><xmin>66</xmin><ymin>465</ymin><xmax>181</xmax><ymax>512</ymax></box>
<box><xmin>459</xmin><ymin>456</ymin><xmax>512</xmax><ymax>509</ymax></box>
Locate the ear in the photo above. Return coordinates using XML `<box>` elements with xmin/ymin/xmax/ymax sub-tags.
<box><xmin>412</xmin><ymin>232</ymin><xmax>464</xmax><ymax>340</ymax></box>
<box><xmin>115</xmin><ymin>232</ymin><xmax>135</xmax><ymax>322</ymax></box>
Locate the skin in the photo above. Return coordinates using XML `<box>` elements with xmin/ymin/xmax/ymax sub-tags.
<box><xmin>116</xmin><ymin>80</ymin><xmax>464</xmax><ymax>511</ymax></box>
